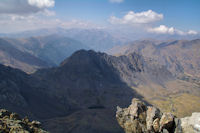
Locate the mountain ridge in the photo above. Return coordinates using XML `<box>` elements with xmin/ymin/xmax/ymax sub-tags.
<box><xmin>109</xmin><ymin>39</ymin><xmax>200</xmax><ymax>78</ymax></box>
<box><xmin>0</xmin><ymin>38</ymin><xmax>50</xmax><ymax>73</ymax></box>
<box><xmin>0</xmin><ymin>49</ymin><xmax>200</xmax><ymax>132</ymax></box>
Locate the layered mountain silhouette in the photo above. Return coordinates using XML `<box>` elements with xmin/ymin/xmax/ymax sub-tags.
<box><xmin>0</xmin><ymin>35</ymin><xmax>89</xmax><ymax>73</ymax></box>
<box><xmin>0</xmin><ymin>28</ymin><xmax>125</xmax><ymax>51</ymax></box>
<box><xmin>1</xmin><ymin>49</ymin><xmax>199</xmax><ymax>132</ymax></box>
<box><xmin>109</xmin><ymin>39</ymin><xmax>200</xmax><ymax>78</ymax></box>
<box><xmin>4</xmin><ymin>35</ymin><xmax>89</xmax><ymax>65</ymax></box>
<box><xmin>0</xmin><ymin>38</ymin><xmax>49</xmax><ymax>73</ymax></box>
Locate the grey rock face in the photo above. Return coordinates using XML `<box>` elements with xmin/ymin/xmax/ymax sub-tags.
<box><xmin>116</xmin><ymin>98</ymin><xmax>200</xmax><ymax>133</ymax></box>
<box><xmin>116</xmin><ymin>99</ymin><xmax>147</xmax><ymax>133</ymax></box>
<box><xmin>159</xmin><ymin>113</ymin><xmax>175</xmax><ymax>132</ymax></box>
<box><xmin>146</xmin><ymin>106</ymin><xmax>162</xmax><ymax>131</ymax></box>
<box><xmin>180</xmin><ymin>113</ymin><xmax>200</xmax><ymax>133</ymax></box>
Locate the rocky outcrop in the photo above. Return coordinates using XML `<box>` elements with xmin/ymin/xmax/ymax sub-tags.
<box><xmin>180</xmin><ymin>113</ymin><xmax>200</xmax><ymax>133</ymax></box>
<box><xmin>0</xmin><ymin>109</ymin><xmax>48</xmax><ymax>133</ymax></box>
<box><xmin>116</xmin><ymin>98</ymin><xmax>200</xmax><ymax>133</ymax></box>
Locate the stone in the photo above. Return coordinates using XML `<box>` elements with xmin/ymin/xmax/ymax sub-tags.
<box><xmin>153</xmin><ymin>118</ymin><xmax>160</xmax><ymax>132</ymax></box>
<box><xmin>116</xmin><ymin>98</ymin><xmax>147</xmax><ymax>133</ymax></box>
<box><xmin>159</xmin><ymin>113</ymin><xmax>174</xmax><ymax>132</ymax></box>
<box><xmin>10</xmin><ymin>113</ymin><xmax>20</xmax><ymax>120</ymax></box>
<box><xmin>0</xmin><ymin>109</ymin><xmax>11</xmax><ymax>118</ymax></box>
<box><xmin>31</xmin><ymin>120</ymin><xmax>41</xmax><ymax>128</ymax></box>
<box><xmin>116</xmin><ymin>98</ymin><xmax>200</xmax><ymax>133</ymax></box>
<box><xmin>180</xmin><ymin>112</ymin><xmax>200</xmax><ymax>133</ymax></box>
<box><xmin>22</xmin><ymin>116</ymin><xmax>29</xmax><ymax>123</ymax></box>
<box><xmin>0</xmin><ymin>109</ymin><xmax>48</xmax><ymax>133</ymax></box>
<box><xmin>174</xmin><ymin>118</ymin><xmax>182</xmax><ymax>133</ymax></box>
<box><xmin>162</xmin><ymin>129</ymin><xmax>169</xmax><ymax>133</ymax></box>
<box><xmin>146</xmin><ymin>106</ymin><xmax>162</xmax><ymax>131</ymax></box>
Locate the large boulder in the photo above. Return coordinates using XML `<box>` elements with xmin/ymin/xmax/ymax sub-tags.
<box><xmin>146</xmin><ymin>106</ymin><xmax>162</xmax><ymax>131</ymax></box>
<box><xmin>116</xmin><ymin>99</ymin><xmax>147</xmax><ymax>133</ymax></box>
<box><xmin>180</xmin><ymin>112</ymin><xmax>200</xmax><ymax>133</ymax></box>
<box><xmin>116</xmin><ymin>98</ymin><xmax>200</xmax><ymax>133</ymax></box>
<box><xmin>159</xmin><ymin>113</ymin><xmax>175</xmax><ymax>132</ymax></box>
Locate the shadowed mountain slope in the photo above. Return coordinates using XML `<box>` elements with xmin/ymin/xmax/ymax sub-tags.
<box><xmin>32</xmin><ymin>50</ymin><xmax>176</xmax><ymax>132</ymax></box>
<box><xmin>0</xmin><ymin>50</ymin><xmax>146</xmax><ymax>133</ymax></box>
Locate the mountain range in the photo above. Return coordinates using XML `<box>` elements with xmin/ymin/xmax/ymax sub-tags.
<box><xmin>0</xmin><ymin>48</ymin><xmax>200</xmax><ymax>132</ymax></box>
<box><xmin>109</xmin><ymin>39</ymin><xmax>200</xmax><ymax>78</ymax></box>
<box><xmin>0</xmin><ymin>27</ymin><xmax>200</xmax><ymax>133</ymax></box>
<box><xmin>0</xmin><ymin>38</ymin><xmax>49</xmax><ymax>73</ymax></box>
<box><xmin>0</xmin><ymin>28</ymin><xmax>126</xmax><ymax>51</ymax></box>
<box><xmin>0</xmin><ymin>28</ymin><xmax>128</xmax><ymax>73</ymax></box>
<box><xmin>0</xmin><ymin>35</ymin><xmax>90</xmax><ymax>72</ymax></box>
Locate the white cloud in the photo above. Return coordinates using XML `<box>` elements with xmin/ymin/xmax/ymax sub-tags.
<box><xmin>28</xmin><ymin>0</ymin><xmax>55</xmax><ymax>8</ymax></box>
<box><xmin>0</xmin><ymin>0</ymin><xmax>55</xmax><ymax>15</ymax></box>
<box><xmin>0</xmin><ymin>0</ymin><xmax>56</xmax><ymax>33</ymax></box>
<box><xmin>42</xmin><ymin>9</ymin><xmax>56</xmax><ymax>16</ymax></box>
<box><xmin>148</xmin><ymin>25</ymin><xmax>198</xmax><ymax>35</ymax></box>
<box><xmin>0</xmin><ymin>14</ymin><xmax>61</xmax><ymax>33</ymax></box>
<box><xmin>109</xmin><ymin>10</ymin><xmax>163</xmax><ymax>24</ymax></box>
<box><xmin>187</xmin><ymin>30</ymin><xmax>198</xmax><ymax>35</ymax></box>
<box><xmin>148</xmin><ymin>25</ymin><xmax>175</xmax><ymax>34</ymax></box>
<box><xmin>109</xmin><ymin>0</ymin><xmax>124</xmax><ymax>3</ymax></box>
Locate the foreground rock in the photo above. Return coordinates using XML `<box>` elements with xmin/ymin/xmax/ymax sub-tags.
<box><xmin>180</xmin><ymin>113</ymin><xmax>200</xmax><ymax>133</ymax></box>
<box><xmin>116</xmin><ymin>98</ymin><xmax>200</xmax><ymax>133</ymax></box>
<box><xmin>0</xmin><ymin>109</ymin><xmax>48</xmax><ymax>133</ymax></box>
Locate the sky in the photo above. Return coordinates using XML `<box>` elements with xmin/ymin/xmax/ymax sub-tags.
<box><xmin>0</xmin><ymin>0</ymin><xmax>199</xmax><ymax>36</ymax></box>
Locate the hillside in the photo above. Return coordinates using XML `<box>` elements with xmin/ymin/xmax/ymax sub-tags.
<box><xmin>0</xmin><ymin>38</ymin><xmax>49</xmax><ymax>73</ymax></box>
<box><xmin>5</xmin><ymin>35</ymin><xmax>89</xmax><ymax>65</ymax></box>
<box><xmin>0</xmin><ymin>50</ymin><xmax>200</xmax><ymax>132</ymax></box>
<box><xmin>34</xmin><ymin>50</ymin><xmax>200</xmax><ymax>131</ymax></box>
<box><xmin>109</xmin><ymin>39</ymin><xmax>200</xmax><ymax>78</ymax></box>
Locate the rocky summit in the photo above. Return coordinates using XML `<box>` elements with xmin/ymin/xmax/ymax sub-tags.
<box><xmin>116</xmin><ymin>98</ymin><xmax>200</xmax><ymax>133</ymax></box>
<box><xmin>0</xmin><ymin>109</ymin><xmax>47</xmax><ymax>133</ymax></box>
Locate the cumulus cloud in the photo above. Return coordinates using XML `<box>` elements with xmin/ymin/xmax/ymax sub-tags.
<box><xmin>187</xmin><ymin>30</ymin><xmax>198</xmax><ymax>35</ymax></box>
<box><xmin>0</xmin><ymin>0</ymin><xmax>55</xmax><ymax>15</ymax></box>
<box><xmin>109</xmin><ymin>0</ymin><xmax>124</xmax><ymax>3</ymax></box>
<box><xmin>0</xmin><ymin>0</ymin><xmax>57</xmax><ymax>33</ymax></box>
<box><xmin>148</xmin><ymin>25</ymin><xmax>198</xmax><ymax>35</ymax></box>
<box><xmin>28</xmin><ymin>0</ymin><xmax>54</xmax><ymax>8</ymax></box>
<box><xmin>148</xmin><ymin>25</ymin><xmax>175</xmax><ymax>34</ymax></box>
<box><xmin>109</xmin><ymin>10</ymin><xmax>163</xmax><ymax>24</ymax></box>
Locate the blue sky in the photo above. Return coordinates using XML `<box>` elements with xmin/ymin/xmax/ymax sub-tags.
<box><xmin>0</xmin><ymin>0</ymin><xmax>199</xmax><ymax>35</ymax></box>
<box><xmin>52</xmin><ymin>0</ymin><xmax>200</xmax><ymax>31</ymax></box>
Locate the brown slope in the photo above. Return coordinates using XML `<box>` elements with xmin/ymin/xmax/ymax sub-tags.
<box><xmin>109</xmin><ymin>39</ymin><xmax>200</xmax><ymax>78</ymax></box>
<box><xmin>109</xmin><ymin>39</ymin><xmax>200</xmax><ymax>117</ymax></box>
